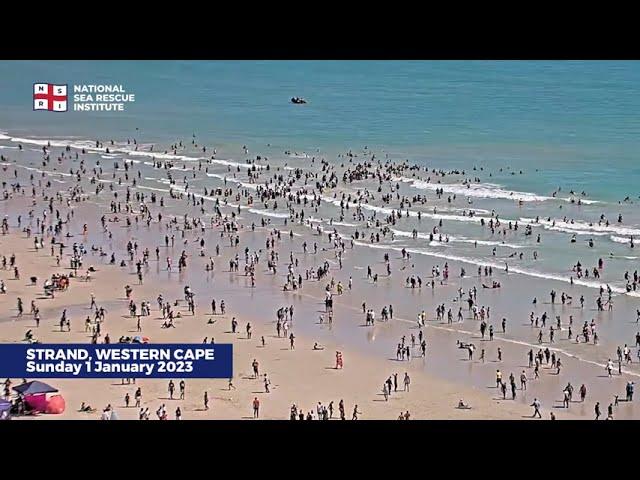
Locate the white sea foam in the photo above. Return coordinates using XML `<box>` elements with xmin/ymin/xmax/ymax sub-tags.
<box><xmin>247</xmin><ymin>208</ymin><xmax>289</xmax><ymax>219</ymax></box>
<box><xmin>321</xmin><ymin>195</ymin><xmax>495</xmax><ymax>224</ymax></box>
<box><xmin>20</xmin><ymin>165</ymin><xmax>73</xmax><ymax>177</ymax></box>
<box><xmin>351</xmin><ymin>239</ymin><xmax>639</xmax><ymax>297</ymax></box>
<box><xmin>401</xmin><ymin>177</ymin><xmax>600</xmax><ymax>204</ymax></box>
<box><xmin>406</xmin><ymin>178</ymin><xmax>551</xmax><ymax>202</ymax></box>
<box><xmin>332</xmin><ymin>221</ymin><xmax>357</xmax><ymax>227</ymax></box>
<box><xmin>390</xmin><ymin>228</ymin><xmax>526</xmax><ymax>249</ymax></box>
<box><xmin>138</xmin><ymin>186</ymin><xmax>170</xmax><ymax>193</ymax></box>
<box><xmin>206</xmin><ymin>173</ymin><xmax>258</xmax><ymax>190</ymax></box>
<box><xmin>211</xmin><ymin>159</ymin><xmax>265</xmax><ymax>170</ymax></box>
<box><xmin>521</xmin><ymin>217</ymin><xmax>640</xmax><ymax>237</ymax></box>
<box><xmin>611</xmin><ymin>235</ymin><xmax>634</xmax><ymax>244</ymax></box>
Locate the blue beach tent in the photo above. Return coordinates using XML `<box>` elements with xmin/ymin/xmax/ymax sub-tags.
<box><xmin>0</xmin><ymin>398</ymin><xmax>11</xmax><ymax>420</ymax></box>
<box><xmin>12</xmin><ymin>381</ymin><xmax>58</xmax><ymax>395</ymax></box>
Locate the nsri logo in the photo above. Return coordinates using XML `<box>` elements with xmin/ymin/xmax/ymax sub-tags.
<box><xmin>33</xmin><ymin>83</ymin><xmax>68</xmax><ymax>112</ymax></box>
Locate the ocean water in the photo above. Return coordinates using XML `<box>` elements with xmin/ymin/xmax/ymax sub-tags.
<box><xmin>1</xmin><ymin>60</ymin><xmax>640</xmax><ymax>294</ymax></box>
<box><xmin>1</xmin><ymin>60</ymin><xmax>640</xmax><ymax>201</ymax></box>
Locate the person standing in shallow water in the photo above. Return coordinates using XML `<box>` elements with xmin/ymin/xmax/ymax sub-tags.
<box><xmin>580</xmin><ymin>384</ymin><xmax>587</xmax><ymax>402</ymax></box>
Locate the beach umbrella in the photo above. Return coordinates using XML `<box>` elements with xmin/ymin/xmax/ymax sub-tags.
<box><xmin>13</xmin><ymin>381</ymin><xmax>58</xmax><ymax>395</ymax></box>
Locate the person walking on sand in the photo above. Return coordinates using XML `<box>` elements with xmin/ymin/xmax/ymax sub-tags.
<box><xmin>404</xmin><ymin>372</ymin><xmax>410</xmax><ymax>391</ymax></box>
<box><xmin>204</xmin><ymin>391</ymin><xmax>209</xmax><ymax>411</ymax></box>
<box><xmin>607</xmin><ymin>403</ymin><xmax>614</xmax><ymax>420</ymax></box>
<box><xmin>179</xmin><ymin>380</ymin><xmax>185</xmax><ymax>400</ymax></box>
<box><xmin>253</xmin><ymin>397</ymin><xmax>260</xmax><ymax>418</ymax></box>
<box><xmin>530</xmin><ymin>398</ymin><xmax>542</xmax><ymax>418</ymax></box>
<box><xmin>352</xmin><ymin>404</ymin><xmax>361</xmax><ymax>420</ymax></box>
<box><xmin>289</xmin><ymin>333</ymin><xmax>295</xmax><ymax>349</ymax></box>
<box><xmin>595</xmin><ymin>401</ymin><xmax>601</xmax><ymax>420</ymax></box>
<box><xmin>168</xmin><ymin>380</ymin><xmax>175</xmax><ymax>399</ymax></box>
<box><xmin>135</xmin><ymin>388</ymin><xmax>142</xmax><ymax>407</ymax></box>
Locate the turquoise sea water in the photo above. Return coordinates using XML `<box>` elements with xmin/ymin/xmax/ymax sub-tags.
<box><xmin>1</xmin><ymin>60</ymin><xmax>639</xmax><ymax>202</ymax></box>
<box><xmin>2</xmin><ymin>60</ymin><xmax>640</xmax><ymax>294</ymax></box>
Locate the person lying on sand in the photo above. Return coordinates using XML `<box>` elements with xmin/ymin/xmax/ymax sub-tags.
<box><xmin>313</xmin><ymin>342</ymin><xmax>324</xmax><ymax>350</ymax></box>
<box><xmin>457</xmin><ymin>399</ymin><xmax>471</xmax><ymax>409</ymax></box>
<box><xmin>79</xmin><ymin>402</ymin><xmax>96</xmax><ymax>413</ymax></box>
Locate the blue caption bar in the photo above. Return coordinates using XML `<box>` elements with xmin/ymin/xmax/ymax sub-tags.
<box><xmin>0</xmin><ymin>344</ymin><xmax>232</xmax><ymax>378</ymax></box>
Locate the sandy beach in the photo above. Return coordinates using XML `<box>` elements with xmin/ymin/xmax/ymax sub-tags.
<box><xmin>1</xmin><ymin>131</ymin><xmax>639</xmax><ymax>420</ymax></box>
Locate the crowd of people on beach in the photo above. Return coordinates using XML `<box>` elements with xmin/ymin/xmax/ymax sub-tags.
<box><xmin>2</xmin><ymin>131</ymin><xmax>640</xmax><ymax>421</ymax></box>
